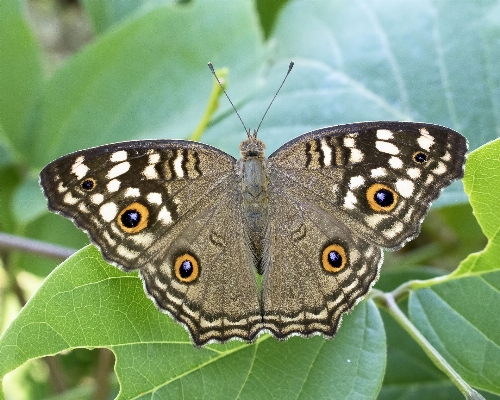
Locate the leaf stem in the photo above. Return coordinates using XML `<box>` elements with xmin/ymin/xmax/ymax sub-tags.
<box><xmin>189</xmin><ymin>67</ymin><xmax>228</xmax><ymax>142</ymax></box>
<box><xmin>373</xmin><ymin>291</ymin><xmax>484</xmax><ymax>400</ymax></box>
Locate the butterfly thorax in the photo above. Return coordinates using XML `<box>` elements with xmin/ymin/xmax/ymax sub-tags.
<box><xmin>238</xmin><ymin>135</ymin><xmax>269</xmax><ymax>274</ymax></box>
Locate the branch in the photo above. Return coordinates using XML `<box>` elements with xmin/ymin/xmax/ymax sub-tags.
<box><xmin>0</xmin><ymin>232</ymin><xmax>77</xmax><ymax>261</ymax></box>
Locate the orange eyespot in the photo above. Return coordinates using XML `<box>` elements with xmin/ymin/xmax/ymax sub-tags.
<box><xmin>174</xmin><ymin>253</ymin><xmax>199</xmax><ymax>283</ymax></box>
<box><xmin>366</xmin><ymin>183</ymin><xmax>398</xmax><ymax>212</ymax></box>
<box><xmin>322</xmin><ymin>244</ymin><xmax>347</xmax><ymax>273</ymax></box>
<box><xmin>117</xmin><ymin>202</ymin><xmax>149</xmax><ymax>233</ymax></box>
<box><xmin>80</xmin><ymin>177</ymin><xmax>96</xmax><ymax>191</ymax></box>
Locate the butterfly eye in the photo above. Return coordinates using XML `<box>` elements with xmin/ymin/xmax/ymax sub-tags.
<box><xmin>117</xmin><ymin>202</ymin><xmax>149</xmax><ymax>233</ymax></box>
<box><xmin>366</xmin><ymin>183</ymin><xmax>399</xmax><ymax>212</ymax></box>
<box><xmin>174</xmin><ymin>253</ymin><xmax>199</xmax><ymax>283</ymax></box>
<box><xmin>412</xmin><ymin>151</ymin><xmax>428</xmax><ymax>164</ymax></box>
<box><xmin>80</xmin><ymin>178</ymin><xmax>96</xmax><ymax>191</ymax></box>
<box><xmin>321</xmin><ymin>244</ymin><xmax>347</xmax><ymax>273</ymax></box>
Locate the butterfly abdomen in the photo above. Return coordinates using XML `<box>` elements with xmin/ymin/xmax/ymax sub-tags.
<box><xmin>239</xmin><ymin>137</ymin><xmax>270</xmax><ymax>274</ymax></box>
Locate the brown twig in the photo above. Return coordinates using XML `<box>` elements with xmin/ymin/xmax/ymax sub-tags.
<box><xmin>0</xmin><ymin>232</ymin><xmax>76</xmax><ymax>261</ymax></box>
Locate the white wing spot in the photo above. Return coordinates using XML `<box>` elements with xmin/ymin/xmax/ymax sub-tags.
<box><xmin>417</xmin><ymin>128</ymin><xmax>435</xmax><ymax>151</ymax></box>
<box><xmin>131</xmin><ymin>232</ymin><xmax>154</xmax><ymax>247</ymax></box>
<box><xmin>371</xmin><ymin>167</ymin><xmax>387</xmax><ymax>178</ymax></box>
<box><xmin>154</xmin><ymin>278</ymin><xmax>167</xmax><ymax>290</ymax></box>
<box><xmin>349</xmin><ymin>176</ymin><xmax>365</xmax><ymax>189</ymax></box>
<box><xmin>107</xmin><ymin>179</ymin><xmax>121</xmax><ymax>192</ymax></box>
<box><xmin>432</xmin><ymin>161</ymin><xmax>447</xmax><ymax>175</ymax></box>
<box><xmin>349</xmin><ymin>148</ymin><xmax>364</xmax><ymax>163</ymax></box>
<box><xmin>142</xmin><ymin>164</ymin><xmax>159</xmax><ymax>179</ymax></box>
<box><xmin>71</xmin><ymin>156</ymin><xmax>89</xmax><ymax>180</ymax></box>
<box><xmin>110</xmin><ymin>150</ymin><xmax>127</xmax><ymax>162</ymax></box>
<box><xmin>173</xmin><ymin>151</ymin><xmax>184</xmax><ymax>178</ymax></box>
<box><xmin>376</xmin><ymin>141</ymin><xmax>399</xmax><ymax>155</ymax></box>
<box><xmin>441</xmin><ymin>151</ymin><xmax>451</xmax><ymax>161</ymax></box>
<box><xmin>57</xmin><ymin>182</ymin><xmax>68</xmax><ymax>193</ymax></box>
<box><xmin>426</xmin><ymin>174</ymin><xmax>435</xmax><ymax>184</ymax></box>
<box><xmin>395</xmin><ymin>179</ymin><xmax>414</xmax><ymax>198</ymax></box>
<box><xmin>389</xmin><ymin>156</ymin><xmax>403</xmax><ymax>169</ymax></box>
<box><xmin>344</xmin><ymin>138</ymin><xmax>355</xmax><ymax>148</ymax></box>
<box><xmin>407</xmin><ymin>168</ymin><xmax>421</xmax><ymax>179</ymax></box>
<box><xmin>148</xmin><ymin>153</ymin><xmax>161</xmax><ymax>164</ymax></box>
<box><xmin>404</xmin><ymin>207</ymin><xmax>415</xmax><ymax>222</ymax></box>
<box><xmin>63</xmin><ymin>192</ymin><xmax>79</xmax><ymax>205</ymax></box>
<box><xmin>107</xmin><ymin>162</ymin><xmax>130</xmax><ymax>179</ymax></box>
<box><xmin>78</xmin><ymin>203</ymin><xmax>90</xmax><ymax>213</ymax></box>
<box><xmin>158</xmin><ymin>207</ymin><xmax>173</xmax><ymax>224</ymax></box>
<box><xmin>377</xmin><ymin>129</ymin><xmax>393</xmax><ymax>140</ymax></box>
<box><xmin>321</xmin><ymin>138</ymin><xmax>332</xmax><ymax>166</ymax></box>
<box><xmin>100</xmin><ymin>202</ymin><xmax>118</xmax><ymax>222</ymax></box>
<box><xmin>103</xmin><ymin>231</ymin><xmax>116</xmax><ymax>246</ymax></box>
<box><xmin>125</xmin><ymin>187</ymin><xmax>140</xmax><ymax>197</ymax></box>
<box><xmin>365</xmin><ymin>214</ymin><xmax>389</xmax><ymax>229</ymax></box>
<box><xmin>147</xmin><ymin>192</ymin><xmax>162</xmax><ymax>205</ymax></box>
<box><xmin>116</xmin><ymin>245</ymin><xmax>139</xmax><ymax>259</ymax></box>
<box><xmin>344</xmin><ymin>191</ymin><xmax>357</xmax><ymax>209</ymax></box>
<box><xmin>91</xmin><ymin>193</ymin><xmax>104</xmax><ymax>204</ymax></box>
<box><xmin>382</xmin><ymin>221</ymin><xmax>404</xmax><ymax>239</ymax></box>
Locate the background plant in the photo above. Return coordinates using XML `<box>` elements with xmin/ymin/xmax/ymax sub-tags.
<box><xmin>0</xmin><ymin>0</ymin><xmax>499</xmax><ymax>399</ymax></box>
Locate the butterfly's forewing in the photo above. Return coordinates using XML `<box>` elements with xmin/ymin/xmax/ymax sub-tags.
<box><xmin>40</xmin><ymin>141</ymin><xmax>262</xmax><ymax>346</ymax></box>
<box><xmin>263</xmin><ymin>122</ymin><xmax>467</xmax><ymax>338</ymax></box>
<box><xmin>268</xmin><ymin>122</ymin><xmax>468</xmax><ymax>250</ymax></box>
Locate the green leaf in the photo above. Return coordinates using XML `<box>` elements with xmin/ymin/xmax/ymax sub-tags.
<box><xmin>406</xmin><ymin>139</ymin><xmax>500</xmax><ymax>395</ymax></box>
<box><xmin>80</xmin><ymin>0</ymin><xmax>167</xmax><ymax>34</ymax></box>
<box><xmin>0</xmin><ymin>246</ymin><xmax>387</xmax><ymax>399</ymax></box>
<box><xmin>0</xmin><ymin>0</ymin><xmax>42</xmax><ymax>151</ymax></box>
<box><xmin>204</xmin><ymin>0</ymin><xmax>500</xmax><ymax>205</ymax></box>
<box><xmin>12</xmin><ymin>176</ymin><xmax>47</xmax><ymax>225</ymax></box>
<box><xmin>28</xmin><ymin>0</ymin><xmax>266</xmax><ymax>169</ymax></box>
<box><xmin>458</xmin><ymin>138</ymin><xmax>500</xmax><ymax>271</ymax></box>
<box><xmin>409</xmin><ymin>274</ymin><xmax>500</xmax><ymax>395</ymax></box>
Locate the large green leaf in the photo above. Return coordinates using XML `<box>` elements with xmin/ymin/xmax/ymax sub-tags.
<box><xmin>0</xmin><ymin>246</ymin><xmax>387</xmax><ymax>399</ymax></box>
<box><xmin>407</xmin><ymin>139</ymin><xmax>500</xmax><ymax>395</ymax></box>
<box><xmin>204</xmin><ymin>0</ymin><xmax>500</xmax><ymax>205</ymax></box>
<box><xmin>0</xmin><ymin>0</ymin><xmax>42</xmax><ymax>152</ymax></box>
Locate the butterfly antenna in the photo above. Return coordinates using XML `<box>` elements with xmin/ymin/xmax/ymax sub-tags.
<box><xmin>208</xmin><ymin>62</ymin><xmax>250</xmax><ymax>138</ymax></box>
<box><xmin>255</xmin><ymin>61</ymin><xmax>294</xmax><ymax>136</ymax></box>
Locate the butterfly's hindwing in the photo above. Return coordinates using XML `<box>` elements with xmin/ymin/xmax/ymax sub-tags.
<box><xmin>262</xmin><ymin>178</ymin><xmax>382</xmax><ymax>338</ymax></box>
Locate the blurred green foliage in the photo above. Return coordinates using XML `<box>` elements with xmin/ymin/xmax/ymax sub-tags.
<box><xmin>0</xmin><ymin>0</ymin><xmax>499</xmax><ymax>399</ymax></box>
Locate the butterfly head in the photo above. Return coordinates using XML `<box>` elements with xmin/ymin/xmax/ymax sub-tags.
<box><xmin>240</xmin><ymin>134</ymin><xmax>265</xmax><ymax>159</ymax></box>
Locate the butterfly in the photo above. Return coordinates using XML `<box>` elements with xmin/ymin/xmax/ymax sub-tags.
<box><xmin>40</xmin><ymin>64</ymin><xmax>467</xmax><ymax>346</ymax></box>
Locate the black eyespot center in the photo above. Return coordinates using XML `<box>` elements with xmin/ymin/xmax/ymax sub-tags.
<box><xmin>81</xmin><ymin>178</ymin><xmax>96</xmax><ymax>191</ymax></box>
<box><xmin>374</xmin><ymin>188</ymin><xmax>394</xmax><ymax>207</ymax></box>
<box><xmin>328</xmin><ymin>250</ymin><xmax>343</xmax><ymax>269</ymax></box>
<box><xmin>179</xmin><ymin>260</ymin><xmax>193</xmax><ymax>278</ymax></box>
<box><xmin>413</xmin><ymin>151</ymin><xmax>428</xmax><ymax>164</ymax></box>
<box><xmin>121</xmin><ymin>209</ymin><xmax>141</xmax><ymax>228</ymax></box>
